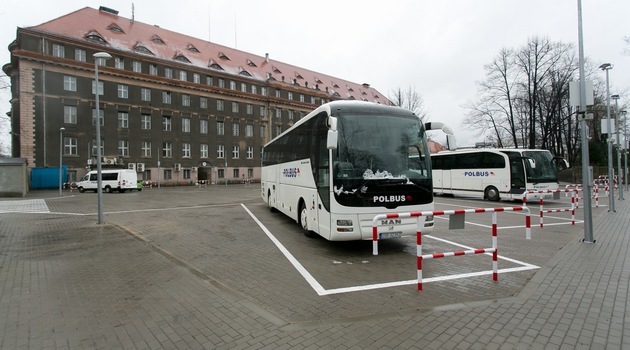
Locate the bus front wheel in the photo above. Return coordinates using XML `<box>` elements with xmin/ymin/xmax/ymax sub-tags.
<box><xmin>268</xmin><ymin>192</ymin><xmax>277</xmax><ymax>212</ymax></box>
<box><xmin>299</xmin><ymin>201</ymin><xmax>316</xmax><ymax>238</ymax></box>
<box><xmin>485</xmin><ymin>186</ymin><xmax>500</xmax><ymax>201</ymax></box>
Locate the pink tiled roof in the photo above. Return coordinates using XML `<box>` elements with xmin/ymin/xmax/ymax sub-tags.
<box><xmin>29</xmin><ymin>6</ymin><xmax>391</xmax><ymax>104</ymax></box>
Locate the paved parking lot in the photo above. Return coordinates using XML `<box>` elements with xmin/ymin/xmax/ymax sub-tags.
<box><xmin>1</xmin><ymin>185</ymin><xmax>627</xmax><ymax>349</ymax></box>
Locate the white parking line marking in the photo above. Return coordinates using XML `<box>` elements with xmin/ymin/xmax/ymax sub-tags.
<box><xmin>243</xmin><ymin>204</ymin><xmax>540</xmax><ymax>296</ymax></box>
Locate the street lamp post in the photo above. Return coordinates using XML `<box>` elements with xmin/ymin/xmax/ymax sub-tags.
<box><xmin>611</xmin><ymin>94</ymin><xmax>623</xmax><ymax>200</ymax></box>
<box><xmin>94</xmin><ymin>52</ymin><xmax>112</xmax><ymax>224</ymax></box>
<box><xmin>59</xmin><ymin>127</ymin><xmax>65</xmax><ymax>196</ymax></box>
<box><xmin>599</xmin><ymin>63</ymin><xmax>615</xmax><ymax>212</ymax></box>
<box><xmin>623</xmin><ymin>110</ymin><xmax>628</xmax><ymax>192</ymax></box>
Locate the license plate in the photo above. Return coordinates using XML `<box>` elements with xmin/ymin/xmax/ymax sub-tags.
<box><xmin>379</xmin><ymin>232</ymin><xmax>402</xmax><ymax>239</ymax></box>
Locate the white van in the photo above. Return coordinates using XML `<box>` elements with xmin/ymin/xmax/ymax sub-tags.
<box><xmin>77</xmin><ymin>169</ymin><xmax>140</xmax><ymax>193</ymax></box>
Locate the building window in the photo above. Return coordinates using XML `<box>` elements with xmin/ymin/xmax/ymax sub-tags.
<box><xmin>182</xmin><ymin>143</ymin><xmax>191</xmax><ymax>158</ymax></box>
<box><xmin>230</xmin><ymin>81</ymin><xmax>237</xmax><ymax>90</ymax></box>
<box><xmin>218</xmin><ymin>78</ymin><xmax>225</xmax><ymax>88</ymax></box>
<box><xmin>92</xmin><ymin>109</ymin><xmax>104</xmax><ymax>126</ymax></box>
<box><xmin>200</xmin><ymin>144</ymin><xmax>208</xmax><ymax>158</ymax></box>
<box><xmin>259</xmin><ymin>106</ymin><xmax>266</xmax><ymax>117</ymax></box>
<box><xmin>165</xmin><ymin>68</ymin><xmax>173</xmax><ymax>79</ymax></box>
<box><xmin>260</xmin><ymin>125</ymin><xmax>266</xmax><ymax>139</ymax></box>
<box><xmin>217</xmin><ymin>121</ymin><xmax>224</xmax><ymax>135</ymax></box>
<box><xmin>162</xmin><ymin>142</ymin><xmax>172</xmax><ymax>157</ymax></box>
<box><xmin>118</xmin><ymin>84</ymin><xmax>128</xmax><ymax>99</ymax></box>
<box><xmin>141</xmin><ymin>88</ymin><xmax>151</xmax><ymax>101</ymax></box>
<box><xmin>275</xmin><ymin>125</ymin><xmax>282</xmax><ymax>137</ymax></box>
<box><xmin>246</xmin><ymin>104</ymin><xmax>253</xmax><ymax>115</ymax></box>
<box><xmin>142</xmin><ymin>141</ymin><xmax>152</xmax><ymax>157</ymax></box>
<box><xmin>232</xmin><ymin>123</ymin><xmax>239</xmax><ymax>136</ymax></box>
<box><xmin>217</xmin><ymin>100</ymin><xmax>224</xmax><ymax>111</ymax></box>
<box><xmin>115</xmin><ymin>57</ymin><xmax>124</xmax><ymax>69</ymax></box>
<box><xmin>217</xmin><ymin>144</ymin><xmax>224</xmax><ymax>158</ymax></box>
<box><xmin>75</xmin><ymin>49</ymin><xmax>86</xmax><ymax>62</ymax></box>
<box><xmin>247</xmin><ymin>146</ymin><xmax>254</xmax><ymax>159</ymax></box>
<box><xmin>251</xmin><ymin>85</ymin><xmax>257</xmax><ymax>94</ymax></box>
<box><xmin>163</xmin><ymin>116</ymin><xmax>172</xmax><ymax>131</ymax></box>
<box><xmin>200</xmin><ymin>97</ymin><xmax>208</xmax><ymax>109</ymax></box>
<box><xmin>200</xmin><ymin>120</ymin><xmax>208</xmax><ymax>134</ymax></box>
<box><xmin>183</xmin><ymin>169</ymin><xmax>191</xmax><ymax>180</ymax></box>
<box><xmin>164</xmin><ymin>169</ymin><xmax>172</xmax><ymax>180</ymax></box>
<box><xmin>232</xmin><ymin>145</ymin><xmax>240</xmax><ymax>159</ymax></box>
<box><xmin>133</xmin><ymin>61</ymin><xmax>142</xmax><ymax>73</ymax></box>
<box><xmin>141</xmin><ymin>114</ymin><xmax>151</xmax><ymax>130</ymax></box>
<box><xmin>118</xmin><ymin>112</ymin><xmax>129</xmax><ymax>128</ymax></box>
<box><xmin>300</xmin><ymin>94</ymin><xmax>305</xmax><ymax>102</ymax></box>
<box><xmin>275</xmin><ymin>89</ymin><xmax>281</xmax><ymax>98</ymax></box>
<box><xmin>91</xmin><ymin>80</ymin><xmax>104</xmax><ymax>95</ymax></box>
<box><xmin>275</xmin><ymin>108</ymin><xmax>282</xmax><ymax>119</ymax></box>
<box><xmin>179</xmin><ymin>70</ymin><xmax>187</xmax><ymax>81</ymax></box>
<box><xmin>288</xmin><ymin>92</ymin><xmax>293</xmax><ymax>100</ymax></box>
<box><xmin>182</xmin><ymin>118</ymin><xmax>191</xmax><ymax>133</ymax></box>
<box><xmin>261</xmin><ymin>87</ymin><xmax>267</xmax><ymax>96</ymax></box>
<box><xmin>311</xmin><ymin>96</ymin><xmax>316</xmax><ymax>104</ymax></box>
<box><xmin>248</xmin><ymin>169</ymin><xmax>254</xmax><ymax>179</ymax></box>
<box><xmin>149</xmin><ymin>64</ymin><xmax>158</xmax><ymax>75</ymax></box>
<box><xmin>182</xmin><ymin>94</ymin><xmax>191</xmax><ymax>106</ymax></box>
<box><xmin>52</xmin><ymin>43</ymin><xmax>65</xmax><ymax>58</ymax></box>
<box><xmin>64</xmin><ymin>106</ymin><xmax>77</xmax><ymax>124</ymax></box>
<box><xmin>63</xmin><ymin>76</ymin><xmax>77</xmax><ymax>91</ymax></box>
<box><xmin>118</xmin><ymin>140</ymin><xmax>129</xmax><ymax>157</ymax></box>
<box><xmin>193</xmin><ymin>73</ymin><xmax>200</xmax><ymax>84</ymax></box>
<box><xmin>218</xmin><ymin>168</ymin><xmax>225</xmax><ymax>179</ymax></box>
<box><xmin>206</xmin><ymin>76</ymin><xmax>213</xmax><ymax>85</ymax></box>
<box><xmin>288</xmin><ymin>110</ymin><xmax>294</xmax><ymax>120</ymax></box>
<box><xmin>240</xmin><ymin>83</ymin><xmax>247</xmax><ymax>92</ymax></box>
<box><xmin>232</xmin><ymin>102</ymin><xmax>239</xmax><ymax>113</ymax></box>
<box><xmin>233</xmin><ymin>169</ymin><xmax>240</xmax><ymax>178</ymax></box>
<box><xmin>162</xmin><ymin>91</ymin><xmax>172</xmax><ymax>104</ymax></box>
<box><xmin>91</xmin><ymin>139</ymin><xmax>104</xmax><ymax>156</ymax></box>
<box><xmin>63</xmin><ymin>137</ymin><xmax>78</xmax><ymax>155</ymax></box>
<box><xmin>245</xmin><ymin>124</ymin><xmax>253</xmax><ymax>138</ymax></box>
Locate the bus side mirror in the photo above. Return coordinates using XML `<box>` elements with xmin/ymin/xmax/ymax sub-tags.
<box><xmin>327</xmin><ymin>130</ymin><xmax>338</xmax><ymax>149</ymax></box>
<box><xmin>528</xmin><ymin>159</ymin><xmax>536</xmax><ymax>169</ymax></box>
<box><xmin>446</xmin><ymin>134</ymin><xmax>457</xmax><ymax>151</ymax></box>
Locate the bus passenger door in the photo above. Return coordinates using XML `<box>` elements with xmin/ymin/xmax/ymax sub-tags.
<box><xmin>314</xmin><ymin>115</ymin><xmax>331</xmax><ymax>239</ymax></box>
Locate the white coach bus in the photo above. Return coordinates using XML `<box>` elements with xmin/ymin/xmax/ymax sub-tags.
<box><xmin>261</xmin><ymin>101</ymin><xmax>455</xmax><ymax>241</ymax></box>
<box><xmin>431</xmin><ymin>148</ymin><xmax>561</xmax><ymax>201</ymax></box>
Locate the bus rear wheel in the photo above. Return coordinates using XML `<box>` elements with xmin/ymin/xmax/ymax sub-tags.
<box><xmin>485</xmin><ymin>186</ymin><xmax>500</xmax><ymax>201</ymax></box>
<box><xmin>299</xmin><ymin>201</ymin><xmax>316</xmax><ymax>238</ymax></box>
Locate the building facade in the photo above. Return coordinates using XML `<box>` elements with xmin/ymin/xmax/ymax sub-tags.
<box><xmin>3</xmin><ymin>6</ymin><xmax>390</xmax><ymax>185</ymax></box>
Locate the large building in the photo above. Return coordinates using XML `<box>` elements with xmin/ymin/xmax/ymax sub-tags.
<box><xmin>3</xmin><ymin>6</ymin><xmax>390</xmax><ymax>185</ymax></box>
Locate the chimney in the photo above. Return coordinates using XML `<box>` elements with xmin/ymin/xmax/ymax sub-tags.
<box><xmin>265</xmin><ymin>53</ymin><xmax>269</xmax><ymax>63</ymax></box>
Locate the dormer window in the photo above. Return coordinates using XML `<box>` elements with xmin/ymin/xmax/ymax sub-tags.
<box><xmin>133</xmin><ymin>42</ymin><xmax>154</xmax><ymax>55</ymax></box>
<box><xmin>332</xmin><ymin>81</ymin><xmax>340</xmax><ymax>88</ymax></box>
<box><xmin>218</xmin><ymin>52</ymin><xmax>230</xmax><ymax>60</ymax></box>
<box><xmin>174</xmin><ymin>53</ymin><xmax>191</xmax><ymax>63</ymax></box>
<box><xmin>246</xmin><ymin>59</ymin><xmax>257</xmax><ymax>67</ymax></box>
<box><xmin>107</xmin><ymin>23</ymin><xmax>124</xmax><ymax>33</ymax></box>
<box><xmin>187</xmin><ymin>44</ymin><xmax>200</xmax><ymax>53</ymax></box>
<box><xmin>347</xmin><ymin>86</ymin><xmax>354</xmax><ymax>92</ymax></box>
<box><xmin>295</xmin><ymin>72</ymin><xmax>304</xmax><ymax>79</ymax></box>
<box><xmin>85</xmin><ymin>31</ymin><xmax>107</xmax><ymax>44</ymax></box>
<box><xmin>314</xmin><ymin>77</ymin><xmax>323</xmax><ymax>84</ymax></box>
<box><xmin>208</xmin><ymin>59</ymin><xmax>224</xmax><ymax>70</ymax></box>
<box><xmin>151</xmin><ymin>35</ymin><xmax>165</xmax><ymax>44</ymax></box>
<box><xmin>239</xmin><ymin>67</ymin><xmax>252</xmax><ymax>77</ymax></box>
<box><xmin>272</xmin><ymin>66</ymin><xmax>281</xmax><ymax>74</ymax></box>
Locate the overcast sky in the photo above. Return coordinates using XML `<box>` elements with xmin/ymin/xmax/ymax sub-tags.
<box><xmin>1</xmin><ymin>0</ymin><xmax>629</xmax><ymax>153</ymax></box>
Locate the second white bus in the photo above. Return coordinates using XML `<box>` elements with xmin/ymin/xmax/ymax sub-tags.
<box><xmin>431</xmin><ymin>148</ymin><xmax>560</xmax><ymax>201</ymax></box>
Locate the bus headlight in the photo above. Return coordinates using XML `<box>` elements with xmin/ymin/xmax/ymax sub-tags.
<box><xmin>336</xmin><ymin>219</ymin><xmax>353</xmax><ymax>232</ymax></box>
<box><xmin>337</xmin><ymin>219</ymin><xmax>353</xmax><ymax>226</ymax></box>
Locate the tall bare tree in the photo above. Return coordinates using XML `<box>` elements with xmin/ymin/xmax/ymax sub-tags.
<box><xmin>389</xmin><ymin>86</ymin><xmax>429</xmax><ymax>121</ymax></box>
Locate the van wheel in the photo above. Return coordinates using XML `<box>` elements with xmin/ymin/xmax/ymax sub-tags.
<box><xmin>119</xmin><ymin>189</ymin><xmax>126</xmax><ymax>193</ymax></box>
<box><xmin>105</xmin><ymin>186</ymin><xmax>113</xmax><ymax>193</ymax></box>
<box><xmin>78</xmin><ymin>187</ymin><xmax>85</xmax><ymax>193</ymax></box>
<box><xmin>485</xmin><ymin>186</ymin><xmax>500</xmax><ymax>201</ymax></box>
<box><xmin>299</xmin><ymin>201</ymin><xmax>316</xmax><ymax>238</ymax></box>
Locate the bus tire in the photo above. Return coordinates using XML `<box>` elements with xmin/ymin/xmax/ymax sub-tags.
<box><xmin>299</xmin><ymin>200</ymin><xmax>316</xmax><ymax>238</ymax></box>
<box><xmin>268</xmin><ymin>191</ymin><xmax>277</xmax><ymax>212</ymax></box>
<box><xmin>485</xmin><ymin>186</ymin><xmax>500</xmax><ymax>201</ymax></box>
<box><xmin>105</xmin><ymin>186</ymin><xmax>113</xmax><ymax>193</ymax></box>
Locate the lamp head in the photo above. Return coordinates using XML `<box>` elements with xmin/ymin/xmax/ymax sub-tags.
<box><xmin>93</xmin><ymin>52</ymin><xmax>112</xmax><ymax>60</ymax></box>
<box><xmin>60</xmin><ymin>127</ymin><xmax>65</xmax><ymax>132</ymax></box>
<box><xmin>611</xmin><ymin>94</ymin><xmax>620</xmax><ymax>100</ymax></box>
<box><xmin>599</xmin><ymin>63</ymin><xmax>612</xmax><ymax>70</ymax></box>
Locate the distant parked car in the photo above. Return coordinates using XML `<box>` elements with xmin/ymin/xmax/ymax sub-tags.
<box><xmin>76</xmin><ymin>169</ymin><xmax>139</xmax><ymax>193</ymax></box>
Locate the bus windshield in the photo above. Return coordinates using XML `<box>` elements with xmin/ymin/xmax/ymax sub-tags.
<box><xmin>333</xmin><ymin>112</ymin><xmax>432</xmax><ymax>207</ymax></box>
<box><xmin>523</xmin><ymin>150</ymin><xmax>558</xmax><ymax>183</ymax></box>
